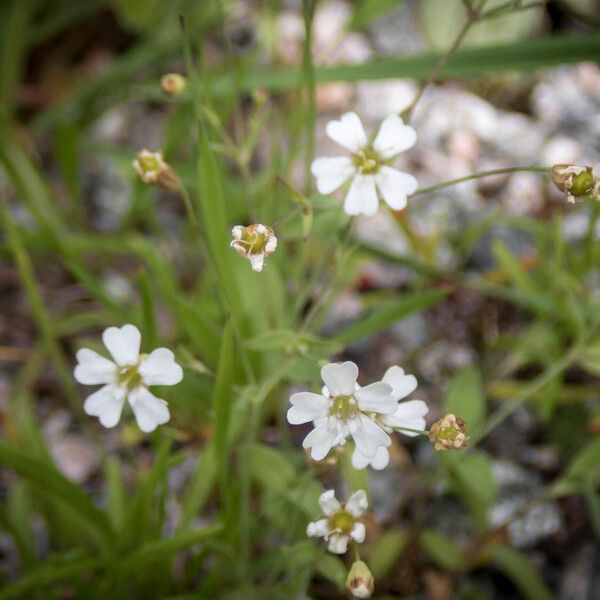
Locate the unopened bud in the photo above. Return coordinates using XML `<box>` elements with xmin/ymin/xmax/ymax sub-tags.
<box><xmin>346</xmin><ymin>561</ymin><xmax>374</xmax><ymax>599</ymax></box>
<box><xmin>551</xmin><ymin>164</ymin><xmax>598</xmax><ymax>203</ymax></box>
<box><xmin>133</xmin><ymin>150</ymin><xmax>181</xmax><ymax>192</ymax></box>
<box><xmin>160</xmin><ymin>73</ymin><xmax>187</xmax><ymax>97</ymax></box>
<box><xmin>429</xmin><ymin>414</ymin><xmax>468</xmax><ymax>451</ymax></box>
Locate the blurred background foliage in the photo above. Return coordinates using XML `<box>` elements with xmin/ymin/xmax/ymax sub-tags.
<box><xmin>1</xmin><ymin>0</ymin><xmax>600</xmax><ymax>598</ymax></box>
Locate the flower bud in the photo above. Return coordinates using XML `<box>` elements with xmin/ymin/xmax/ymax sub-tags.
<box><xmin>346</xmin><ymin>560</ymin><xmax>374</xmax><ymax>599</ymax></box>
<box><xmin>429</xmin><ymin>414</ymin><xmax>468</xmax><ymax>451</ymax></box>
<box><xmin>551</xmin><ymin>164</ymin><xmax>598</xmax><ymax>203</ymax></box>
<box><xmin>133</xmin><ymin>150</ymin><xmax>181</xmax><ymax>192</ymax></box>
<box><xmin>160</xmin><ymin>73</ymin><xmax>187</xmax><ymax>97</ymax></box>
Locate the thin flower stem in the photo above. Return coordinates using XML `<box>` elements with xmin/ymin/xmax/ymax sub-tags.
<box><xmin>178</xmin><ymin>184</ymin><xmax>198</xmax><ymax>227</ymax></box>
<box><xmin>411</xmin><ymin>166</ymin><xmax>550</xmax><ymax>198</ymax></box>
<box><xmin>301</xmin><ymin>0</ymin><xmax>317</xmax><ymax>195</ymax></box>
<box><xmin>403</xmin><ymin>4</ymin><xmax>481</xmax><ymax>121</ymax></box>
<box><xmin>353</xmin><ymin>540</ymin><xmax>361</xmax><ymax>562</ymax></box>
<box><xmin>395</xmin><ymin>426</ymin><xmax>429</xmax><ymax>436</ymax></box>
<box><xmin>473</xmin><ymin>340</ymin><xmax>587</xmax><ymax>445</ymax></box>
<box><xmin>300</xmin><ymin>219</ymin><xmax>355</xmax><ymax>332</ymax></box>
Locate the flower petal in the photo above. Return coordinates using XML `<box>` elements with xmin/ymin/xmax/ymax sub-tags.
<box><xmin>352</xmin><ymin>446</ymin><xmax>390</xmax><ymax>470</ymax></box>
<box><xmin>302</xmin><ymin>423</ymin><xmax>338</xmax><ymax>461</ymax></box>
<box><xmin>128</xmin><ymin>387</ymin><xmax>170</xmax><ymax>433</ymax></box>
<box><xmin>102</xmin><ymin>324</ymin><xmax>141</xmax><ymax>366</ymax></box>
<box><xmin>372</xmin><ymin>114</ymin><xmax>417</xmax><ymax>159</ymax></box>
<box><xmin>351</xmin><ymin>447</ymin><xmax>371</xmax><ymax>470</ymax></box>
<box><xmin>139</xmin><ymin>348</ymin><xmax>183</xmax><ymax>386</ymax></box>
<box><xmin>370</xmin><ymin>446</ymin><xmax>391</xmax><ymax>470</ymax></box>
<box><xmin>321</xmin><ymin>362</ymin><xmax>358</xmax><ymax>397</ymax></box>
<box><xmin>343</xmin><ymin>173</ymin><xmax>378</xmax><ymax>216</ymax></box>
<box><xmin>354</xmin><ymin>382</ymin><xmax>397</xmax><ymax>414</ymax></box>
<box><xmin>352</xmin><ymin>414</ymin><xmax>391</xmax><ymax>458</ymax></box>
<box><xmin>248</xmin><ymin>252</ymin><xmax>265</xmax><ymax>272</ymax></box>
<box><xmin>327</xmin><ymin>532</ymin><xmax>349</xmax><ymax>554</ymax></box>
<box><xmin>311</xmin><ymin>156</ymin><xmax>355</xmax><ymax>194</ymax></box>
<box><xmin>325</xmin><ymin>112</ymin><xmax>367</xmax><ymax>153</ymax></box>
<box><xmin>375</xmin><ymin>166</ymin><xmax>418</xmax><ymax>211</ymax></box>
<box><xmin>306</xmin><ymin>518</ymin><xmax>330</xmax><ymax>538</ymax></box>
<box><xmin>383</xmin><ymin>399</ymin><xmax>428</xmax><ymax>436</ymax></box>
<box><xmin>74</xmin><ymin>348</ymin><xmax>117</xmax><ymax>385</ymax></box>
<box><xmin>319</xmin><ymin>489</ymin><xmax>342</xmax><ymax>516</ymax></box>
<box><xmin>350</xmin><ymin>522</ymin><xmax>366</xmax><ymax>544</ymax></box>
<box><xmin>382</xmin><ymin>365</ymin><xmax>418</xmax><ymax>400</ymax></box>
<box><xmin>83</xmin><ymin>384</ymin><xmax>126</xmax><ymax>428</ymax></box>
<box><xmin>346</xmin><ymin>490</ymin><xmax>368</xmax><ymax>517</ymax></box>
<box><xmin>287</xmin><ymin>392</ymin><xmax>328</xmax><ymax>424</ymax></box>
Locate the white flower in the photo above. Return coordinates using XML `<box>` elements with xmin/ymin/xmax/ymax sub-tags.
<box><xmin>230</xmin><ymin>224</ymin><xmax>278</xmax><ymax>272</ymax></box>
<box><xmin>287</xmin><ymin>361</ymin><xmax>397</xmax><ymax>461</ymax></box>
<box><xmin>307</xmin><ymin>489</ymin><xmax>368</xmax><ymax>554</ymax></box>
<box><xmin>73</xmin><ymin>324</ymin><xmax>183</xmax><ymax>432</ymax></box>
<box><xmin>311</xmin><ymin>112</ymin><xmax>418</xmax><ymax>216</ymax></box>
<box><xmin>351</xmin><ymin>366</ymin><xmax>428</xmax><ymax>470</ymax></box>
<box><xmin>132</xmin><ymin>149</ymin><xmax>180</xmax><ymax>191</ymax></box>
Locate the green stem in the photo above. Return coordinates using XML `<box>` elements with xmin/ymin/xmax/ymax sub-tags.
<box><xmin>411</xmin><ymin>166</ymin><xmax>550</xmax><ymax>198</ymax></box>
<box><xmin>473</xmin><ymin>340</ymin><xmax>585</xmax><ymax>445</ymax></box>
<box><xmin>178</xmin><ymin>184</ymin><xmax>198</xmax><ymax>227</ymax></box>
<box><xmin>301</xmin><ymin>0</ymin><xmax>317</xmax><ymax>195</ymax></box>
<box><xmin>404</xmin><ymin>4</ymin><xmax>480</xmax><ymax>121</ymax></box>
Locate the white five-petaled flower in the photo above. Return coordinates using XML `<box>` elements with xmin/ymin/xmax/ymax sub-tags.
<box><xmin>307</xmin><ymin>489</ymin><xmax>368</xmax><ymax>554</ymax></box>
<box><xmin>311</xmin><ymin>112</ymin><xmax>418</xmax><ymax>216</ymax></box>
<box><xmin>73</xmin><ymin>324</ymin><xmax>183</xmax><ymax>432</ymax></box>
<box><xmin>287</xmin><ymin>361</ymin><xmax>397</xmax><ymax>461</ymax></box>
<box><xmin>230</xmin><ymin>224</ymin><xmax>278</xmax><ymax>272</ymax></box>
<box><xmin>351</xmin><ymin>366</ymin><xmax>428</xmax><ymax>470</ymax></box>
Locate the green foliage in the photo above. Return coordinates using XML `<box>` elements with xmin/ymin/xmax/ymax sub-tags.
<box><xmin>0</xmin><ymin>1</ymin><xmax>598</xmax><ymax>597</ymax></box>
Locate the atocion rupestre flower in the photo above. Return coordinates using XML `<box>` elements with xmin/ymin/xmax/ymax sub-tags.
<box><xmin>311</xmin><ymin>112</ymin><xmax>418</xmax><ymax>216</ymax></box>
<box><xmin>133</xmin><ymin>149</ymin><xmax>181</xmax><ymax>192</ymax></box>
<box><xmin>351</xmin><ymin>366</ymin><xmax>429</xmax><ymax>470</ymax></box>
<box><xmin>230</xmin><ymin>224</ymin><xmax>277</xmax><ymax>272</ymax></box>
<box><xmin>74</xmin><ymin>324</ymin><xmax>183</xmax><ymax>432</ymax></box>
<box><xmin>287</xmin><ymin>361</ymin><xmax>397</xmax><ymax>461</ymax></box>
<box><xmin>307</xmin><ymin>489</ymin><xmax>368</xmax><ymax>554</ymax></box>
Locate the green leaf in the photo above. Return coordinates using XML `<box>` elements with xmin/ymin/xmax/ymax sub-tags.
<box><xmin>0</xmin><ymin>441</ymin><xmax>112</xmax><ymax>547</ymax></box>
<box><xmin>419</xmin><ymin>529</ymin><xmax>467</xmax><ymax>571</ymax></box>
<box><xmin>552</xmin><ymin>436</ymin><xmax>600</xmax><ymax>497</ymax></box>
<box><xmin>245</xmin><ymin>329</ymin><xmax>342</xmax><ymax>356</ymax></box>
<box><xmin>445</xmin><ymin>367</ymin><xmax>485</xmax><ymax>437</ymax></box>
<box><xmin>492</xmin><ymin>241</ymin><xmax>536</xmax><ymax>295</ymax></box>
<box><xmin>117</xmin><ymin>523</ymin><xmax>222</xmax><ymax>573</ymax></box>
<box><xmin>178</xmin><ymin>442</ymin><xmax>217</xmax><ymax>531</ymax></box>
<box><xmin>0</xmin><ymin>556</ymin><xmax>103</xmax><ymax>600</ymax></box>
<box><xmin>228</xmin><ymin>33</ymin><xmax>600</xmax><ymax>92</ymax></box>
<box><xmin>214</xmin><ymin>319</ymin><xmax>234</xmax><ymax>491</ymax></box>
<box><xmin>315</xmin><ymin>554</ymin><xmax>347</xmax><ymax>590</ymax></box>
<box><xmin>368</xmin><ymin>530</ymin><xmax>407</xmax><ymax>579</ymax></box>
<box><xmin>351</xmin><ymin>0</ymin><xmax>400</xmax><ymax>29</ymax></box>
<box><xmin>336</xmin><ymin>289</ymin><xmax>449</xmax><ymax>344</ymax></box>
<box><xmin>486</xmin><ymin>545</ymin><xmax>553</xmax><ymax>600</ymax></box>
<box><xmin>580</xmin><ymin>338</ymin><xmax>600</xmax><ymax>377</ymax></box>
<box><xmin>446</xmin><ymin>451</ymin><xmax>497</xmax><ymax>530</ymax></box>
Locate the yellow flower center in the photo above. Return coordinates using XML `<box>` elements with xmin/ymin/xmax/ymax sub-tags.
<box><xmin>239</xmin><ymin>225</ymin><xmax>273</xmax><ymax>255</ymax></box>
<box><xmin>117</xmin><ymin>364</ymin><xmax>142</xmax><ymax>391</ymax></box>
<box><xmin>438</xmin><ymin>425</ymin><xmax>459</xmax><ymax>441</ymax></box>
<box><xmin>352</xmin><ymin>147</ymin><xmax>382</xmax><ymax>175</ymax></box>
<box><xmin>329</xmin><ymin>510</ymin><xmax>354</xmax><ymax>534</ymax></box>
<box><xmin>138</xmin><ymin>155</ymin><xmax>160</xmax><ymax>174</ymax></box>
<box><xmin>328</xmin><ymin>394</ymin><xmax>358</xmax><ymax>421</ymax></box>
